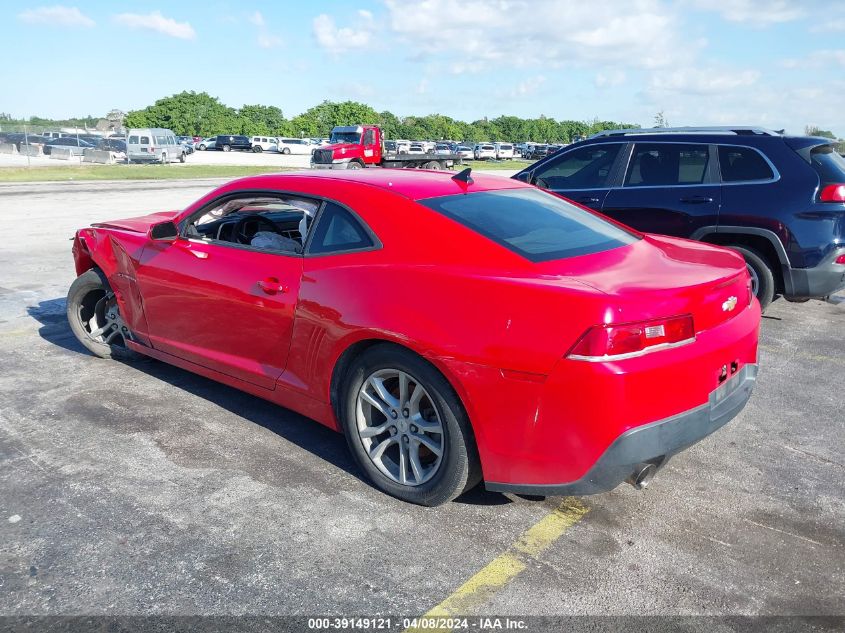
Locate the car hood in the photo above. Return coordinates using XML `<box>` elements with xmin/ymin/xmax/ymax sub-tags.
<box><xmin>92</xmin><ymin>210</ymin><xmax>180</xmax><ymax>234</ymax></box>
<box><xmin>321</xmin><ymin>142</ymin><xmax>361</xmax><ymax>155</ymax></box>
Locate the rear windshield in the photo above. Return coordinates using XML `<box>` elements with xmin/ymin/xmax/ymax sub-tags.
<box><xmin>419</xmin><ymin>188</ymin><xmax>638</xmax><ymax>262</ymax></box>
<box><xmin>810</xmin><ymin>145</ymin><xmax>845</xmax><ymax>182</ymax></box>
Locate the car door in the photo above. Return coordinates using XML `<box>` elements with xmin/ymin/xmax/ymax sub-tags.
<box><xmin>135</xmin><ymin>194</ymin><xmax>305</xmax><ymax>390</ymax></box>
<box><xmin>600</xmin><ymin>142</ymin><xmax>720</xmax><ymax>237</ymax></box>
<box><xmin>527</xmin><ymin>142</ymin><xmax>626</xmax><ymax>211</ymax></box>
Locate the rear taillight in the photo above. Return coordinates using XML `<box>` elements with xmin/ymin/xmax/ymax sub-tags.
<box><xmin>567</xmin><ymin>315</ymin><xmax>695</xmax><ymax>361</ymax></box>
<box><xmin>836</xmin><ymin>254</ymin><xmax>845</xmax><ymax>265</ymax></box>
<box><xmin>819</xmin><ymin>184</ymin><xmax>845</xmax><ymax>202</ymax></box>
<box><xmin>149</xmin><ymin>147</ymin><xmax>155</xmax><ymax>153</ymax></box>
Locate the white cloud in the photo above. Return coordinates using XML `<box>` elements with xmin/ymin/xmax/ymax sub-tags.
<box><xmin>313</xmin><ymin>10</ymin><xmax>376</xmax><ymax>54</ymax></box>
<box><xmin>595</xmin><ymin>70</ymin><xmax>626</xmax><ymax>88</ymax></box>
<box><xmin>649</xmin><ymin>67</ymin><xmax>760</xmax><ymax>95</ymax></box>
<box><xmin>510</xmin><ymin>75</ymin><xmax>546</xmax><ymax>97</ymax></box>
<box><xmin>258</xmin><ymin>33</ymin><xmax>282</xmax><ymax>49</ymax></box>
<box><xmin>686</xmin><ymin>0</ymin><xmax>805</xmax><ymax>25</ymax></box>
<box><xmin>782</xmin><ymin>49</ymin><xmax>845</xmax><ymax>69</ymax></box>
<box><xmin>113</xmin><ymin>11</ymin><xmax>196</xmax><ymax>40</ymax></box>
<box><xmin>811</xmin><ymin>18</ymin><xmax>845</xmax><ymax>33</ymax></box>
<box><xmin>415</xmin><ymin>78</ymin><xmax>429</xmax><ymax>94</ymax></box>
<box><xmin>249</xmin><ymin>10</ymin><xmax>281</xmax><ymax>48</ymax></box>
<box><xmin>383</xmin><ymin>0</ymin><xmax>696</xmax><ymax>72</ymax></box>
<box><xmin>18</xmin><ymin>5</ymin><xmax>95</xmax><ymax>27</ymax></box>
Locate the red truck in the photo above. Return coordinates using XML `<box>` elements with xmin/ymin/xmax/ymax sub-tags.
<box><xmin>310</xmin><ymin>125</ymin><xmax>463</xmax><ymax>170</ymax></box>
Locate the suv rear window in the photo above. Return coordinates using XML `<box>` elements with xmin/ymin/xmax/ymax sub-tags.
<box><xmin>718</xmin><ymin>145</ymin><xmax>774</xmax><ymax>182</ymax></box>
<box><xmin>419</xmin><ymin>188</ymin><xmax>638</xmax><ymax>262</ymax></box>
<box><xmin>810</xmin><ymin>144</ymin><xmax>845</xmax><ymax>182</ymax></box>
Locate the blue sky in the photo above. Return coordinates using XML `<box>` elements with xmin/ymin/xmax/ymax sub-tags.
<box><xmin>2</xmin><ymin>0</ymin><xmax>844</xmax><ymax>135</ymax></box>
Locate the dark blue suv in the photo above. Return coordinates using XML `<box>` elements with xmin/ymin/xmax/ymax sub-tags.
<box><xmin>514</xmin><ymin>127</ymin><xmax>845</xmax><ymax>309</ymax></box>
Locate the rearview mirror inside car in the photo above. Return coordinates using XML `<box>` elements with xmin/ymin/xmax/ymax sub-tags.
<box><xmin>150</xmin><ymin>221</ymin><xmax>179</xmax><ymax>241</ymax></box>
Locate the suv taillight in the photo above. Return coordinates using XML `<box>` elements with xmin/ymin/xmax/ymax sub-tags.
<box><xmin>819</xmin><ymin>184</ymin><xmax>845</xmax><ymax>202</ymax></box>
<box><xmin>567</xmin><ymin>315</ymin><xmax>695</xmax><ymax>361</ymax></box>
<box><xmin>836</xmin><ymin>254</ymin><xmax>845</xmax><ymax>264</ymax></box>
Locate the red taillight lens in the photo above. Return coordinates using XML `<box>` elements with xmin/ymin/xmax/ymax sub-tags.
<box><xmin>836</xmin><ymin>254</ymin><xmax>845</xmax><ymax>265</ymax></box>
<box><xmin>568</xmin><ymin>315</ymin><xmax>695</xmax><ymax>361</ymax></box>
<box><xmin>819</xmin><ymin>184</ymin><xmax>845</xmax><ymax>202</ymax></box>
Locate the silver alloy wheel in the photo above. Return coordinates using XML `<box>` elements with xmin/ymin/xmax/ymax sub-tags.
<box><xmin>747</xmin><ymin>263</ymin><xmax>760</xmax><ymax>297</ymax></box>
<box><xmin>355</xmin><ymin>369</ymin><xmax>444</xmax><ymax>486</ymax></box>
<box><xmin>79</xmin><ymin>289</ymin><xmax>132</xmax><ymax>347</ymax></box>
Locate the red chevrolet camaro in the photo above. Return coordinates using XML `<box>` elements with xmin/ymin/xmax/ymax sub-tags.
<box><xmin>67</xmin><ymin>169</ymin><xmax>761</xmax><ymax>505</ymax></box>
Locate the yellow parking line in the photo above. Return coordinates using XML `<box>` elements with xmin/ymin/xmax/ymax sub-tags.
<box><xmin>405</xmin><ymin>498</ymin><xmax>589</xmax><ymax>631</ymax></box>
<box><xmin>759</xmin><ymin>345</ymin><xmax>845</xmax><ymax>366</ymax></box>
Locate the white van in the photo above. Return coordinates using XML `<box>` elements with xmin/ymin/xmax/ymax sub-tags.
<box><xmin>250</xmin><ymin>136</ymin><xmax>279</xmax><ymax>152</ymax></box>
<box><xmin>126</xmin><ymin>128</ymin><xmax>185</xmax><ymax>163</ymax></box>
<box><xmin>276</xmin><ymin>138</ymin><xmax>313</xmax><ymax>155</ymax></box>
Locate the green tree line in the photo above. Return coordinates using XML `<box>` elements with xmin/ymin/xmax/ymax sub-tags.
<box><xmin>117</xmin><ymin>91</ymin><xmax>639</xmax><ymax>142</ymax></box>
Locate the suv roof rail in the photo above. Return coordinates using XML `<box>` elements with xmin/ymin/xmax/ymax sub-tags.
<box><xmin>589</xmin><ymin>126</ymin><xmax>782</xmax><ymax>138</ymax></box>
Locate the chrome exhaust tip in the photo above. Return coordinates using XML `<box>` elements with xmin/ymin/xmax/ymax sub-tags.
<box><xmin>626</xmin><ymin>463</ymin><xmax>657</xmax><ymax>490</ymax></box>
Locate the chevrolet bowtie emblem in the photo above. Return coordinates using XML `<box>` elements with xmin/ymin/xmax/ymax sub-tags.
<box><xmin>722</xmin><ymin>296</ymin><xmax>738</xmax><ymax>312</ymax></box>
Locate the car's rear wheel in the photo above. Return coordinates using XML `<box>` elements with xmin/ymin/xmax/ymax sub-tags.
<box><xmin>253</xmin><ymin>146</ymin><xmax>262</xmax><ymax>153</ymax></box>
<box><xmin>340</xmin><ymin>345</ymin><xmax>480</xmax><ymax>506</ymax></box>
<box><xmin>222</xmin><ymin>144</ymin><xmax>231</xmax><ymax>152</ymax></box>
<box><xmin>179</xmin><ymin>152</ymin><xmax>186</xmax><ymax>163</ymax></box>
<box><xmin>198</xmin><ymin>144</ymin><xmax>206</xmax><ymax>151</ymax></box>
<box><xmin>282</xmin><ymin>147</ymin><xmax>291</xmax><ymax>155</ymax></box>
<box><xmin>159</xmin><ymin>152</ymin><xmax>167</xmax><ymax>164</ymax></box>
<box><xmin>425</xmin><ymin>160</ymin><xmax>441</xmax><ymax>170</ymax></box>
<box><xmin>347</xmin><ymin>161</ymin><xmax>363</xmax><ymax>169</ymax></box>
<box><xmin>729</xmin><ymin>245</ymin><xmax>775</xmax><ymax>310</ymax></box>
<box><xmin>67</xmin><ymin>269</ymin><xmax>139</xmax><ymax>360</ymax></box>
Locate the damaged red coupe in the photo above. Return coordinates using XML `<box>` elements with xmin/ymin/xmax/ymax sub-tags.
<box><xmin>68</xmin><ymin>169</ymin><xmax>760</xmax><ymax>506</ymax></box>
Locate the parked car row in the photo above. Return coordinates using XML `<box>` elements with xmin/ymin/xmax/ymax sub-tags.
<box><xmin>0</xmin><ymin>132</ymin><xmax>127</xmax><ymax>159</ymax></box>
<box><xmin>191</xmin><ymin>135</ymin><xmax>318</xmax><ymax>154</ymax></box>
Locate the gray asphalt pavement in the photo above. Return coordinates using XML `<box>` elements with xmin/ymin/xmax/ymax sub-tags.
<box><xmin>0</xmin><ymin>179</ymin><xmax>842</xmax><ymax>620</ymax></box>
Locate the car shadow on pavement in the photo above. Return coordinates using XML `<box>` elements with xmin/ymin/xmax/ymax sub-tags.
<box><xmin>27</xmin><ymin>298</ymin><xmax>513</xmax><ymax>506</ymax></box>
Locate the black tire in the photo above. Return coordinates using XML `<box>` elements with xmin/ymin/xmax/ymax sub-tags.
<box><xmin>282</xmin><ymin>147</ymin><xmax>290</xmax><ymax>155</ymax></box>
<box><xmin>159</xmin><ymin>152</ymin><xmax>167</xmax><ymax>164</ymax></box>
<box><xmin>253</xmin><ymin>146</ymin><xmax>262</xmax><ymax>153</ymax></box>
<box><xmin>179</xmin><ymin>152</ymin><xmax>186</xmax><ymax>163</ymax></box>
<box><xmin>340</xmin><ymin>345</ymin><xmax>481</xmax><ymax>506</ymax></box>
<box><xmin>198</xmin><ymin>144</ymin><xmax>206</xmax><ymax>151</ymax></box>
<box><xmin>425</xmin><ymin>160</ymin><xmax>441</xmax><ymax>170</ymax></box>
<box><xmin>729</xmin><ymin>245</ymin><xmax>775</xmax><ymax>310</ymax></box>
<box><xmin>222</xmin><ymin>144</ymin><xmax>231</xmax><ymax>152</ymax></box>
<box><xmin>67</xmin><ymin>269</ymin><xmax>140</xmax><ymax>361</ymax></box>
<box><xmin>347</xmin><ymin>160</ymin><xmax>363</xmax><ymax>169</ymax></box>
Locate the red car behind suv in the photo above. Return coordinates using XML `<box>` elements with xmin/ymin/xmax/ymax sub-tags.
<box><xmin>67</xmin><ymin>170</ymin><xmax>760</xmax><ymax>505</ymax></box>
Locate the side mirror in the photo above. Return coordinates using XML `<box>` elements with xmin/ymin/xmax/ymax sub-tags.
<box><xmin>150</xmin><ymin>221</ymin><xmax>179</xmax><ymax>241</ymax></box>
<box><xmin>514</xmin><ymin>171</ymin><xmax>533</xmax><ymax>184</ymax></box>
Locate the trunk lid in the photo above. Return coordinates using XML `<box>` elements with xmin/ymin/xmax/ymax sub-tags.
<box><xmin>534</xmin><ymin>234</ymin><xmax>752</xmax><ymax>332</ymax></box>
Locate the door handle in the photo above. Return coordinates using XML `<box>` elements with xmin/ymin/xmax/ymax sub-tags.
<box><xmin>577</xmin><ymin>197</ymin><xmax>600</xmax><ymax>204</ymax></box>
<box><xmin>174</xmin><ymin>240</ymin><xmax>209</xmax><ymax>258</ymax></box>
<box><xmin>257</xmin><ymin>277</ymin><xmax>288</xmax><ymax>295</ymax></box>
<box><xmin>679</xmin><ymin>196</ymin><xmax>714</xmax><ymax>204</ymax></box>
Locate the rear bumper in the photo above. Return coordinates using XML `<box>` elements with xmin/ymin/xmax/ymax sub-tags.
<box><xmin>783</xmin><ymin>247</ymin><xmax>845</xmax><ymax>298</ymax></box>
<box><xmin>486</xmin><ymin>364</ymin><xmax>758</xmax><ymax>496</ymax></box>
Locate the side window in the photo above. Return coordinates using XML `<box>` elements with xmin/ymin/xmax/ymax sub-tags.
<box><xmin>309</xmin><ymin>202</ymin><xmax>374</xmax><ymax>255</ymax></box>
<box><xmin>625</xmin><ymin>143</ymin><xmax>709</xmax><ymax>187</ymax></box>
<box><xmin>140</xmin><ymin>136</ymin><xmax>150</xmax><ymax>144</ymax></box>
<box><xmin>363</xmin><ymin>129</ymin><xmax>375</xmax><ymax>145</ymax></box>
<box><xmin>718</xmin><ymin>146</ymin><xmax>774</xmax><ymax>182</ymax></box>
<box><xmin>534</xmin><ymin>143</ymin><xmax>622</xmax><ymax>189</ymax></box>
<box><xmin>128</xmin><ymin>135</ymin><xmax>139</xmax><ymax>144</ymax></box>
